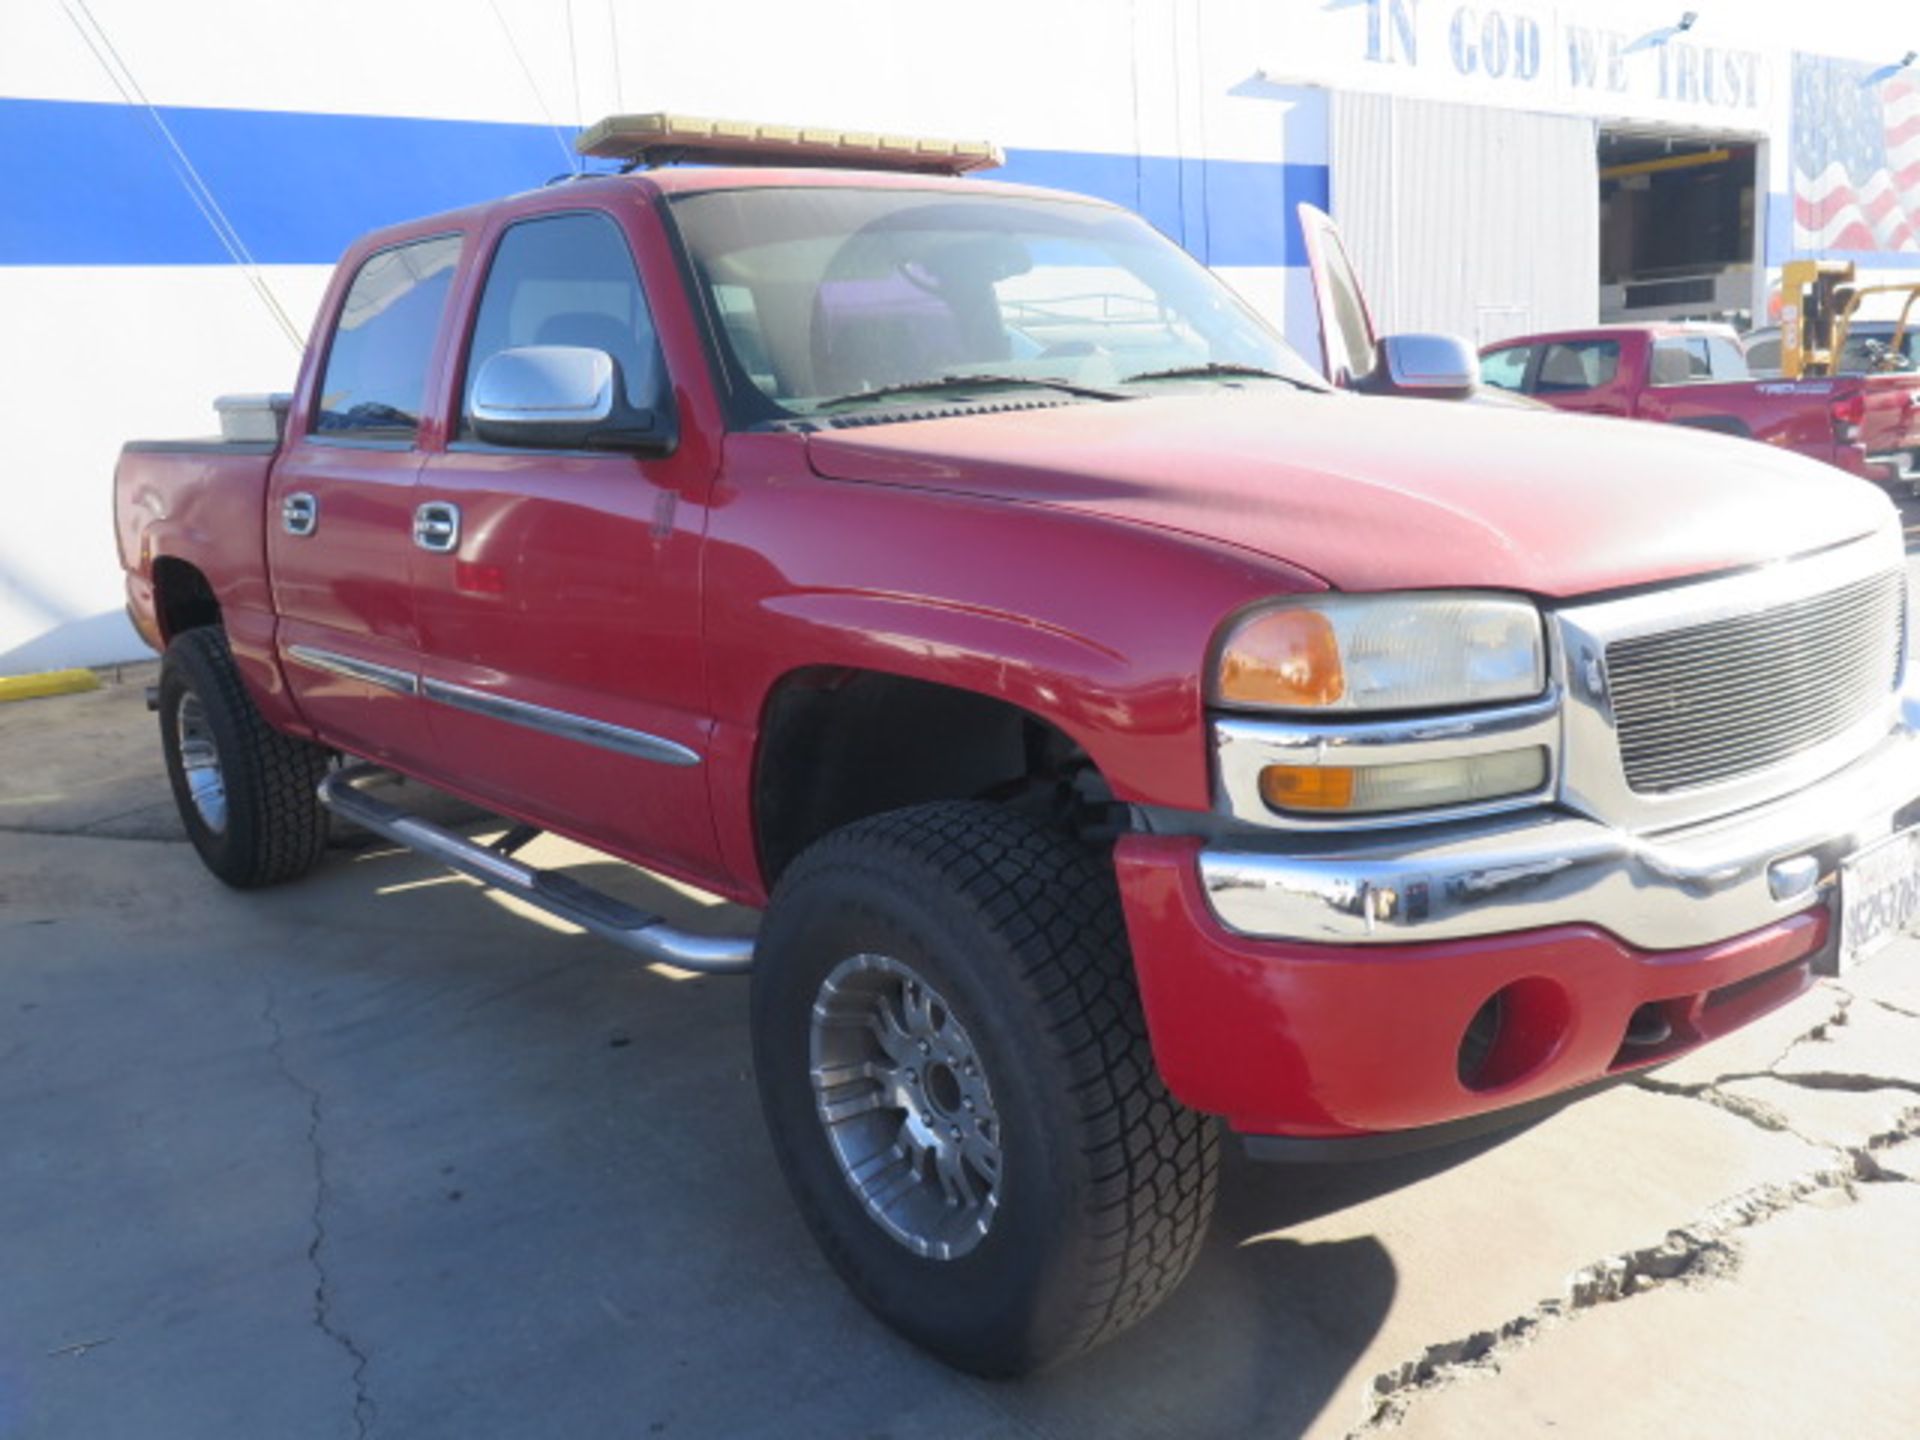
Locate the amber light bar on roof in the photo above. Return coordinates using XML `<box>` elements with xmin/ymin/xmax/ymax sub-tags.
<box><xmin>574</xmin><ymin>112</ymin><xmax>1004</xmax><ymax>175</ymax></box>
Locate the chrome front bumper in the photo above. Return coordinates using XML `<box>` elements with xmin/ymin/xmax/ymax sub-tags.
<box><xmin>1199</xmin><ymin>710</ymin><xmax>1920</xmax><ymax>953</ymax></box>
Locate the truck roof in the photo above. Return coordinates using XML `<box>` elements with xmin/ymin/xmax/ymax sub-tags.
<box><xmin>1483</xmin><ymin>321</ymin><xmax>1741</xmax><ymax>350</ymax></box>
<box><xmin>346</xmin><ymin>166</ymin><xmax>1121</xmax><ymax>261</ymax></box>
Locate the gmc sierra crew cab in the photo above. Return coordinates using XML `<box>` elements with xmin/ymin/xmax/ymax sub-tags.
<box><xmin>113</xmin><ymin>114</ymin><xmax>1920</xmax><ymax>1377</ymax></box>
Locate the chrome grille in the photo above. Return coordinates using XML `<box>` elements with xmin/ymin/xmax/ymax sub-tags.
<box><xmin>1606</xmin><ymin>569</ymin><xmax>1905</xmax><ymax>794</ymax></box>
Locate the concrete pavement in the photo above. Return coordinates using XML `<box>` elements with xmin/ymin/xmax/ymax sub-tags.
<box><xmin>4</xmin><ymin>659</ymin><xmax>1920</xmax><ymax>1440</ymax></box>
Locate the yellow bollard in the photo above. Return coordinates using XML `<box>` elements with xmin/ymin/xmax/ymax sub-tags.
<box><xmin>0</xmin><ymin>668</ymin><xmax>103</xmax><ymax>703</ymax></box>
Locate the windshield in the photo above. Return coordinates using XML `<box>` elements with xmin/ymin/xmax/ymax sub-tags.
<box><xmin>667</xmin><ymin>186</ymin><xmax>1324</xmax><ymax>418</ymax></box>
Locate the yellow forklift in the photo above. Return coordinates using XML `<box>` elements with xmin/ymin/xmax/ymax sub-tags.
<box><xmin>1777</xmin><ymin>259</ymin><xmax>1920</xmax><ymax>378</ymax></box>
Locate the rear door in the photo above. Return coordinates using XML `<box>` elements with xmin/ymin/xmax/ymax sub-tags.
<box><xmin>1296</xmin><ymin>204</ymin><xmax>1380</xmax><ymax>388</ymax></box>
<box><xmin>411</xmin><ymin>205</ymin><xmax>723</xmax><ymax>884</ymax></box>
<box><xmin>1530</xmin><ymin>337</ymin><xmax>1630</xmax><ymax>415</ymax></box>
<box><xmin>269</xmin><ymin>232</ymin><xmax>464</xmax><ymax>769</ymax></box>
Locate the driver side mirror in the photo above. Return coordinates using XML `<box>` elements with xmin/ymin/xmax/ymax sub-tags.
<box><xmin>1367</xmin><ymin>333</ymin><xmax>1480</xmax><ymax>399</ymax></box>
<box><xmin>469</xmin><ymin>345</ymin><xmax>673</xmax><ymax>453</ymax></box>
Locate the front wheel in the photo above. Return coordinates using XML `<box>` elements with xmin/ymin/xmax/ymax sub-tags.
<box><xmin>751</xmin><ymin>802</ymin><xmax>1219</xmax><ymax>1376</ymax></box>
<box><xmin>158</xmin><ymin>626</ymin><xmax>330</xmax><ymax>888</ymax></box>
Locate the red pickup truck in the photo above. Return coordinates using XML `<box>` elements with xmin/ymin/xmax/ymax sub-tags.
<box><xmin>1479</xmin><ymin>322</ymin><xmax>1920</xmax><ymax>492</ymax></box>
<box><xmin>114</xmin><ymin>116</ymin><xmax>1920</xmax><ymax>1376</ymax></box>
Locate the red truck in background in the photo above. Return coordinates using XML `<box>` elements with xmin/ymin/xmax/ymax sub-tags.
<box><xmin>113</xmin><ymin>114</ymin><xmax>1920</xmax><ymax>1376</ymax></box>
<box><xmin>1478</xmin><ymin>322</ymin><xmax>1920</xmax><ymax>493</ymax></box>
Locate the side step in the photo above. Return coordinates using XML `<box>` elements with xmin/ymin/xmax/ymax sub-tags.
<box><xmin>317</xmin><ymin>763</ymin><xmax>754</xmax><ymax>975</ymax></box>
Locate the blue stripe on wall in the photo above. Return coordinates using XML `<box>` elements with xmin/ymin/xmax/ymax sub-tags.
<box><xmin>0</xmin><ymin>97</ymin><xmax>1327</xmax><ymax>269</ymax></box>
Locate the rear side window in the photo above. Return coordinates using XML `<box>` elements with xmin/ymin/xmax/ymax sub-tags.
<box><xmin>1745</xmin><ymin>334</ymin><xmax>1781</xmax><ymax>373</ymax></box>
<box><xmin>314</xmin><ymin>234</ymin><xmax>463</xmax><ymax>438</ymax></box>
<box><xmin>1651</xmin><ymin>336</ymin><xmax>1748</xmax><ymax>386</ymax></box>
<box><xmin>461</xmin><ymin>211</ymin><xmax>665</xmax><ymax>433</ymax></box>
<box><xmin>1650</xmin><ymin>338</ymin><xmax>1707</xmax><ymax>385</ymax></box>
<box><xmin>1480</xmin><ymin>345</ymin><xmax>1531</xmax><ymax>391</ymax></box>
<box><xmin>1534</xmin><ymin>340</ymin><xmax>1620</xmax><ymax>394</ymax></box>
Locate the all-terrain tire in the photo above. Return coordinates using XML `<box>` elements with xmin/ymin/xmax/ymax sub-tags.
<box><xmin>158</xmin><ymin>626</ymin><xmax>330</xmax><ymax>888</ymax></box>
<box><xmin>751</xmin><ymin>801</ymin><xmax>1219</xmax><ymax>1377</ymax></box>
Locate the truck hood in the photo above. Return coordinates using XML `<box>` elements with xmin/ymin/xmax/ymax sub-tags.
<box><xmin>804</xmin><ymin>390</ymin><xmax>1897</xmax><ymax>599</ymax></box>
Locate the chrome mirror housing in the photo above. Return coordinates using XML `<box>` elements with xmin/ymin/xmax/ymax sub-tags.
<box><xmin>1376</xmin><ymin>333</ymin><xmax>1479</xmax><ymax>398</ymax></box>
<box><xmin>469</xmin><ymin>345</ymin><xmax>669</xmax><ymax>451</ymax></box>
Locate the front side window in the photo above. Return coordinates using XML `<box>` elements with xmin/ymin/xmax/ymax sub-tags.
<box><xmin>668</xmin><ymin>187</ymin><xmax>1322</xmax><ymax>419</ymax></box>
<box><xmin>461</xmin><ymin>211</ymin><xmax>666</xmax><ymax>433</ymax></box>
<box><xmin>1479</xmin><ymin>345</ymin><xmax>1531</xmax><ymax>391</ymax></box>
<box><xmin>1315</xmin><ymin>231</ymin><xmax>1378</xmax><ymax>385</ymax></box>
<box><xmin>315</xmin><ymin>234</ymin><xmax>463</xmax><ymax>438</ymax></box>
<box><xmin>1534</xmin><ymin>340</ymin><xmax>1619</xmax><ymax>394</ymax></box>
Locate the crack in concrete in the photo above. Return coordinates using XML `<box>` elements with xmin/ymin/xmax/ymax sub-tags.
<box><xmin>1350</xmin><ymin>981</ymin><xmax>1920</xmax><ymax>1435</ymax></box>
<box><xmin>1867</xmin><ymin>995</ymin><xmax>1920</xmax><ymax>1023</ymax></box>
<box><xmin>1762</xmin><ymin>989</ymin><xmax>1852</xmax><ymax>1073</ymax></box>
<box><xmin>0</xmin><ymin>823</ymin><xmax>184</xmax><ymax>844</ymax></box>
<box><xmin>262</xmin><ymin>982</ymin><xmax>376</xmax><ymax>1439</ymax></box>
<box><xmin>1346</xmin><ymin>1113</ymin><xmax>1920</xmax><ymax>1436</ymax></box>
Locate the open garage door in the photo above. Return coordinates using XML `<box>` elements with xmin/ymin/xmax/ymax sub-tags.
<box><xmin>1329</xmin><ymin>93</ymin><xmax>1598</xmax><ymax>347</ymax></box>
<box><xmin>1598</xmin><ymin>127</ymin><xmax>1760</xmax><ymax>327</ymax></box>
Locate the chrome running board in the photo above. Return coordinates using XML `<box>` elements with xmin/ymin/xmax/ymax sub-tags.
<box><xmin>317</xmin><ymin>763</ymin><xmax>753</xmax><ymax>975</ymax></box>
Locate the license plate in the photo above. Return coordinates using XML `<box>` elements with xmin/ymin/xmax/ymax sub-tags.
<box><xmin>1839</xmin><ymin>827</ymin><xmax>1920</xmax><ymax>971</ymax></box>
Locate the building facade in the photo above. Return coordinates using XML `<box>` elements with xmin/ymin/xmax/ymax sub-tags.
<box><xmin>2</xmin><ymin>0</ymin><xmax>1913</xmax><ymax>669</ymax></box>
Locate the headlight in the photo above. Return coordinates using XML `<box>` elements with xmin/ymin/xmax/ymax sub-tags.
<box><xmin>1214</xmin><ymin>593</ymin><xmax>1546</xmax><ymax>712</ymax></box>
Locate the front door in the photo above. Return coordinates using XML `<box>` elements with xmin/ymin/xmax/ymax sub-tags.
<box><xmin>413</xmin><ymin>208</ymin><xmax>721</xmax><ymax>884</ymax></box>
<box><xmin>269</xmin><ymin>232</ymin><xmax>464</xmax><ymax>770</ymax></box>
<box><xmin>1296</xmin><ymin>203</ymin><xmax>1382</xmax><ymax>389</ymax></box>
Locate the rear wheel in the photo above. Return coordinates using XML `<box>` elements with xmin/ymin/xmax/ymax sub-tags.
<box><xmin>751</xmin><ymin>802</ymin><xmax>1218</xmax><ymax>1376</ymax></box>
<box><xmin>158</xmin><ymin>627</ymin><xmax>330</xmax><ymax>888</ymax></box>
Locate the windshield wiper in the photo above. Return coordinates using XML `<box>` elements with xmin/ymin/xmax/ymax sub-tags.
<box><xmin>811</xmin><ymin>373</ymin><xmax>1128</xmax><ymax>411</ymax></box>
<box><xmin>1120</xmin><ymin>362</ymin><xmax>1323</xmax><ymax>391</ymax></box>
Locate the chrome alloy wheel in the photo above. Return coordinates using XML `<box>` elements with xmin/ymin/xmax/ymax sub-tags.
<box><xmin>809</xmin><ymin>953</ymin><xmax>1004</xmax><ymax>1260</ymax></box>
<box><xmin>174</xmin><ymin>691</ymin><xmax>228</xmax><ymax>833</ymax></box>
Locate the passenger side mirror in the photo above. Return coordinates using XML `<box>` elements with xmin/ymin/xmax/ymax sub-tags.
<box><xmin>1371</xmin><ymin>333</ymin><xmax>1480</xmax><ymax>399</ymax></box>
<box><xmin>469</xmin><ymin>345</ymin><xmax>673</xmax><ymax>453</ymax></box>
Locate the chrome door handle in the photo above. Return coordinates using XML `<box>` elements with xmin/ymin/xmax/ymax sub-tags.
<box><xmin>413</xmin><ymin>501</ymin><xmax>461</xmax><ymax>553</ymax></box>
<box><xmin>282</xmin><ymin>492</ymin><xmax>318</xmax><ymax>537</ymax></box>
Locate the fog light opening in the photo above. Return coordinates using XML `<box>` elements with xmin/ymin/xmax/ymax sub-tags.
<box><xmin>1623</xmin><ymin>1002</ymin><xmax>1674</xmax><ymax>1049</ymax></box>
<box><xmin>1457</xmin><ymin>994</ymin><xmax>1504</xmax><ymax>1087</ymax></box>
<box><xmin>1457</xmin><ymin>977</ymin><xmax>1573</xmax><ymax>1093</ymax></box>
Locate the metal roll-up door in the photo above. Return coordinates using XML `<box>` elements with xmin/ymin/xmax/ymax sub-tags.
<box><xmin>1330</xmin><ymin>93</ymin><xmax>1599</xmax><ymax>346</ymax></box>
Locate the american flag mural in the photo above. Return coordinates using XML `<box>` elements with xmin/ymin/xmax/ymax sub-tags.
<box><xmin>1793</xmin><ymin>52</ymin><xmax>1920</xmax><ymax>255</ymax></box>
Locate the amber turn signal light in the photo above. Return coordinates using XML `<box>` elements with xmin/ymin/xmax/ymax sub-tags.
<box><xmin>1258</xmin><ymin>765</ymin><xmax>1358</xmax><ymax>812</ymax></box>
<box><xmin>1215</xmin><ymin>608</ymin><xmax>1346</xmax><ymax>707</ymax></box>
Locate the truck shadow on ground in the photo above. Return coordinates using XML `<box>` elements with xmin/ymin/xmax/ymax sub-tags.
<box><xmin>261</xmin><ymin>830</ymin><xmax>1546</xmax><ymax>1440</ymax></box>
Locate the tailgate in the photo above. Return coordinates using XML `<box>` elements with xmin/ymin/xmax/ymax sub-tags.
<box><xmin>1858</xmin><ymin>374</ymin><xmax>1920</xmax><ymax>463</ymax></box>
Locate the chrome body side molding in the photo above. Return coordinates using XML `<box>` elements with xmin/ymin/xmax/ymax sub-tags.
<box><xmin>281</xmin><ymin>645</ymin><xmax>700</xmax><ymax>768</ymax></box>
<box><xmin>286</xmin><ymin>644</ymin><xmax>419</xmax><ymax>696</ymax></box>
<box><xmin>419</xmin><ymin>677</ymin><xmax>701</xmax><ymax>767</ymax></box>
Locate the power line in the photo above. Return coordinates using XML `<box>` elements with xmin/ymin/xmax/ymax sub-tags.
<box><xmin>58</xmin><ymin>0</ymin><xmax>304</xmax><ymax>350</ymax></box>
<box><xmin>485</xmin><ymin>0</ymin><xmax>580</xmax><ymax>173</ymax></box>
